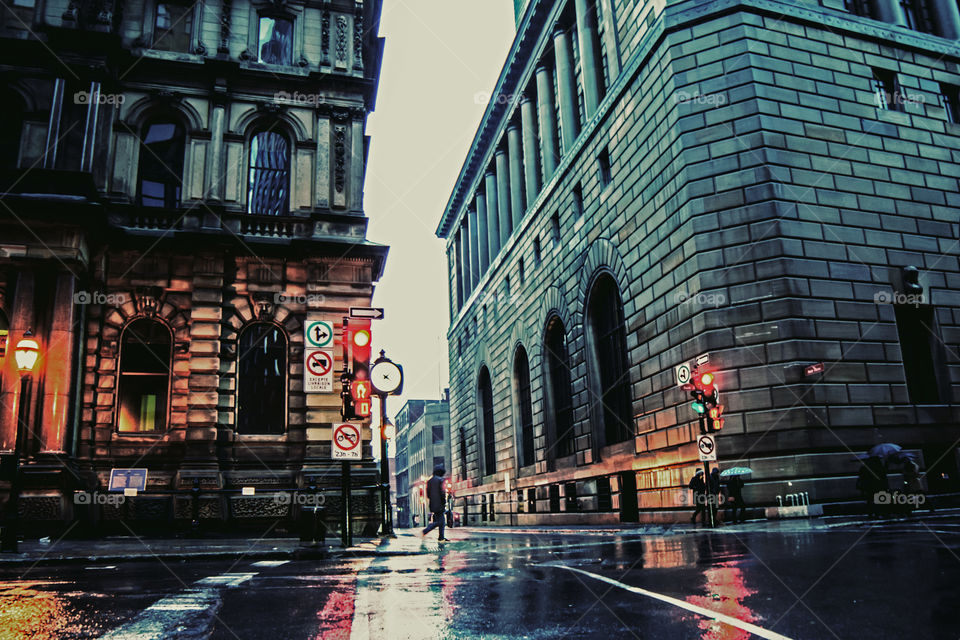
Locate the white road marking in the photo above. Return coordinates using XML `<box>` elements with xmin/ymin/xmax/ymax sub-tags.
<box><xmin>85</xmin><ymin>566</ymin><xmax>117</xmax><ymax>570</ymax></box>
<box><xmin>98</xmin><ymin>571</ymin><xmax>258</xmax><ymax>639</ymax></box>
<box><xmin>252</xmin><ymin>560</ymin><xmax>290</xmax><ymax>567</ymax></box>
<box><xmin>540</xmin><ymin>563</ymin><xmax>795</xmax><ymax>640</ymax></box>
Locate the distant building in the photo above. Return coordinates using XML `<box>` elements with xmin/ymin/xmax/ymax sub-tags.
<box><xmin>392</xmin><ymin>394</ymin><xmax>451</xmax><ymax>528</ymax></box>
<box><xmin>0</xmin><ymin>0</ymin><xmax>388</xmax><ymax>535</ymax></box>
<box><xmin>438</xmin><ymin>0</ymin><xmax>960</xmax><ymax>524</ymax></box>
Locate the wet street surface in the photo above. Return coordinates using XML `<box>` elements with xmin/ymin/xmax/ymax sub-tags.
<box><xmin>0</xmin><ymin>517</ymin><xmax>958</xmax><ymax>639</ymax></box>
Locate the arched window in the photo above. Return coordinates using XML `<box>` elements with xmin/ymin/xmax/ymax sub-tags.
<box><xmin>544</xmin><ymin>317</ymin><xmax>574</xmax><ymax>461</ymax></box>
<box><xmin>586</xmin><ymin>274</ymin><xmax>633</xmax><ymax>446</ymax></box>
<box><xmin>513</xmin><ymin>347</ymin><xmax>535</xmax><ymax>468</ymax></box>
<box><xmin>247</xmin><ymin>129</ymin><xmax>290</xmax><ymax>215</ymax></box>
<box><xmin>138</xmin><ymin>118</ymin><xmax>185</xmax><ymax>208</ymax></box>
<box><xmin>478</xmin><ymin>366</ymin><xmax>495</xmax><ymax>475</ymax></box>
<box><xmin>237</xmin><ymin>323</ymin><xmax>287</xmax><ymax>434</ymax></box>
<box><xmin>117</xmin><ymin>319</ymin><xmax>171</xmax><ymax>433</ymax></box>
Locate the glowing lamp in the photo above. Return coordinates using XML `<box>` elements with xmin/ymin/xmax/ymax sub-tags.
<box><xmin>353</xmin><ymin>329</ymin><xmax>371</xmax><ymax>348</ymax></box>
<box><xmin>14</xmin><ymin>331</ymin><xmax>40</xmax><ymax>373</ymax></box>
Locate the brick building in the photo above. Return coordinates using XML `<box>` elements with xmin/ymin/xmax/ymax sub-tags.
<box><xmin>392</xmin><ymin>395</ymin><xmax>451</xmax><ymax>528</ymax></box>
<box><xmin>0</xmin><ymin>0</ymin><xmax>387</xmax><ymax>535</ymax></box>
<box><xmin>438</xmin><ymin>0</ymin><xmax>960</xmax><ymax>524</ymax></box>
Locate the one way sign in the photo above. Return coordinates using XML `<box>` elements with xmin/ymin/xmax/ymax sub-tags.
<box><xmin>349</xmin><ymin>307</ymin><xmax>385</xmax><ymax>320</ymax></box>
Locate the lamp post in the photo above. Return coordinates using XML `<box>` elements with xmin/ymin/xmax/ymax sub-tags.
<box><xmin>2</xmin><ymin>330</ymin><xmax>40</xmax><ymax>553</ymax></box>
<box><xmin>369</xmin><ymin>350</ymin><xmax>403</xmax><ymax>537</ymax></box>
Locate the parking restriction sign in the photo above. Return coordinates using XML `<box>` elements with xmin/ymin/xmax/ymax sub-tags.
<box><xmin>304</xmin><ymin>349</ymin><xmax>333</xmax><ymax>393</ymax></box>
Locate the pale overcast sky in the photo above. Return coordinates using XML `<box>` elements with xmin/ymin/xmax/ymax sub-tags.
<box><xmin>365</xmin><ymin>1</ymin><xmax>516</xmax><ymax>409</ymax></box>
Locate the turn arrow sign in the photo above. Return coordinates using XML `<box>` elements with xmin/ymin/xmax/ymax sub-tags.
<box><xmin>349</xmin><ymin>307</ymin><xmax>385</xmax><ymax>319</ymax></box>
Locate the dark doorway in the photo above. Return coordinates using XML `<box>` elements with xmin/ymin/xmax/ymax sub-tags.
<box><xmin>619</xmin><ymin>471</ymin><xmax>639</xmax><ymax>522</ymax></box>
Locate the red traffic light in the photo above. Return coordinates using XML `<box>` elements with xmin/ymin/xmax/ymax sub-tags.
<box><xmin>700</xmin><ymin>372</ymin><xmax>714</xmax><ymax>386</ymax></box>
<box><xmin>346</xmin><ymin>320</ymin><xmax>372</xmax><ymax>381</ymax></box>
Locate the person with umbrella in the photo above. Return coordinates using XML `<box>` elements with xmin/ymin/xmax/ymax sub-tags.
<box><xmin>856</xmin><ymin>455</ymin><xmax>888</xmax><ymax>517</ymax></box>
<box><xmin>721</xmin><ymin>467</ymin><xmax>752</xmax><ymax>523</ymax></box>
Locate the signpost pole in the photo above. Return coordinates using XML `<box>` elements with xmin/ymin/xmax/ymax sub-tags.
<box><xmin>698</xmin><ymin>414</ymin><xmax>716</xmax><ymax>528</ymax></box>
<box><xmin>341</xmin><ymin>461</ymin><xmax>352</xmax><ymax>548</ymax></box>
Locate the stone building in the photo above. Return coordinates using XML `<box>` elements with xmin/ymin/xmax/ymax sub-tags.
<box><xmin>438</xmin><ymin>0</ymin><xmax>960</xmax><ymax>524</ymax></box>
<box><xmin>0</xmin><ymin>0</ymin><xmax>387</xmax><ymax>534</ymax></box>
<box><xmin>392</xmin><ymin>395</ymin><xmax>451</xmax><ymax>528</ymax></box>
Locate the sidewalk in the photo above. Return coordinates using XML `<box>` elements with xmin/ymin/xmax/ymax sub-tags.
<box><xmin>1</xmin><ymin>509</ymin><xmax>954</xmax><ymax>566</ymax></box>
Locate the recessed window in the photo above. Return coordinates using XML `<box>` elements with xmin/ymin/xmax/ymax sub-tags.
<box><xmin>258</xmin><ymin>16</ymin><xmax>293</xmax><ymax>65</ymax></box>
<box><xmin>587</xmin><ymin>274</ymin><xmax>633</xmax><ymax>446</ymax></box>
<box><xmin>598</xmin><ymin>149</ymin><xmax>612</xmax><ymax>188</ymax></box>
<box><xmin>551</xmin><ymin>211</ymin><xmax>561</xmax><ymax>243</ymax></box>
<box><xmin>432</xmin><ymin>424</ymin><xmax>444</xmax><ymax>444</ymax></box>
<box><xmin>478</xmin><ymin>367</ymin><xmax>496</xmax><ymax>475</ymax></box>
<box><xmin>940</xmin><ymin>84</ymin><xmax>960</xmax><ymax>124</ymax></box>
<box><xmin>572</xmin><ymin>185</ymin><xmax>584</xmax><ymax>218</ymax></box>
<box><xmin>117</xmin><ymin>319</ymin><xmax>171</xmax><ymax>433</ymax></box>
<box><xmin>518</xmin><ymin>258</ymin><xmax>525</xmax><ymax>284</ymax></box>
<box><xmin>899</xmin><ymin>0</ymin><xmax>934</xmax><ymax>32</ymax></box>
<box><xmin>153</xmin><ymin>2</ymin><xmax>194</xmax><ymax>51</ymax></box>
<box><xmin>247</xmin><ymin>129</ymin><xmax>290</xmax><ymax>215</ymax></box>
<box><xmin>871</xmin><ymin>68</ymin><xmax>902</xmax><ymax>111</ymax></box>
<box><xmin>138</xmin><ymin>119</ymin><xmax>185</xmax><ymax>208</ymax></box>
<box><xmin>237</xmin><ymin>323</ymin><xmax>287</xmax><ymax>434</ymax></box>
<box><xmin>894</xmin><ymin>305</ymin><xmax>948</xmax><ymax>403</ymax></box>
<box><xmin>514</xmin><ymin>346</ymin><xmax>535</xmax><ymax>468</ymax></box>
<box><xmin>533</xmin><ymin>238</ymin><xmax>542</xmax><ymax>264</ymax></box>
<box><xmin>545</xmin><ymin>317</ymin><xmax>575</xmax><ymax>460</ymax></box>
<box><xmin>844</xmin><ymin>0</ymin><xmax>873</xmax><ymax>16</ymax></box>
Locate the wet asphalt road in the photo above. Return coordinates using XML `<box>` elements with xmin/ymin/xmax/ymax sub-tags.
<box><xmin>0</xmin><ymin>517</ymin><xmax>958</xmax><ymax>639</ymax></box>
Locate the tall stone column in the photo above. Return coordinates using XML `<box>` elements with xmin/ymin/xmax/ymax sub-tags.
<box><xmin>39</xmin><ymin>274</ymin><xmax>77</xmax><ymax>452</ymax></box>
<box><xmin>574</xmin><ymin>0</ymin><xmax>603</xmax><ymax>119</ymax></box>
<box><xmin>495</xmin><ymin>149</ymin><xmax>512</xmax><ymax>246</ymax></box>
<box><xmin>484</xmin><ymin>171</ymin><xmax>501</xmax><ymax>261</ymax></box>
<box><xmin>931</xmin><ymin>0</ymin><xmax>960</xmax><ymax>38</ymax></box>
<box><xmin>553</xmin><ymin>27</ymin><xmax>581</xmax><ymax>151</ymax></box>
<box><xmin>874</xmin><ymin>0</ymin><xmax>907</xmax><ymax>26</ymax></box>
<box><xmin>507</xmin><ymin>125</ymin><xmax>526</xmax><ymax>229</ymax></box>
<box><xmin>520</xmin><ymin>97</ymin><xmax>541</xmax><ymax>207</ymax></box>
<box><xmin>454</xmin><ymin>229</ymin><xmax>465</xmax><ymax>309</ymax></box>
<box><xmin>475</xmin><ymin>191</ymin><xmax>490</xmax><ymax>273</ymax></box>
<box><xmin>0</xmin><ymin>270</ymin><xmax>35</xmax><ymax>452</ymax></box>
<box><xmin>597</xmin><ymin>0</ymin><xmax>621</xmax><ymax>79</ymax></box>
<box><xmin>206</xmin><ymin>102</ymin><xmax>226</xmax><ymax>201</ymax></box>
<box><xmin>461</xmin><ymin>218</ymin><xmax>472</xmax><ymax>298</ymax></box>
<box><xmin>468</xmin><ymin>205</ymin><xmax>480</xmax><ymax>289</ymax></box>
<box><xmin>350</xmin><ymin>117</ymin><xmax>365</xmax><ymax>211</ymax></box>
<box><xmin>535</xmin><ymin>65</ymin><xmax>560</xmax><ymax>181</ymax></box>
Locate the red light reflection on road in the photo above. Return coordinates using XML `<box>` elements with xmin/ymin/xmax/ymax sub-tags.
<box><xmin>313</xmin><ymin>577</ymin><xmax>357</xmax><ymax>640</ymax></box>
<box><xmin>686</xmin><ymin>564</ymin><xmax>759</xmax><ymax>640</ymax></box>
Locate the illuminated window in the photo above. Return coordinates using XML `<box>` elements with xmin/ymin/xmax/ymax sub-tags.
<box><xmin>258</xmin><ymin>16</ymin><xmax>293</xmax><ymax>65</ymax></box>
<box><xmin>138</xmin><ymin>119</ymin><xmax>185</xmax><ymax>208</ymax></box>
<box><xmin>237</xmin><ymin>323</ymin><xmax>287</xmax><ymax>434</ymax></box>
<box><xmin>247</xmin><ymin>130</ymin><xmax>290</xmax><ymax>215</ymax></box>
<box><xmin>117</xmin><ymin>319</ymin><xmax>171</xmax><ymax>433</ymax></box>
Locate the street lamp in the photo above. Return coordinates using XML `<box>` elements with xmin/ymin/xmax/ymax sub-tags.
<box><xmin>2</xmin><ymin>330</ymin><xmax>40</xmax><ymax>553</ymax></box>
<box><xmin>370</xmin><ymin>350</ymin><xmax>403</xmax><ymax>537</ymax></box>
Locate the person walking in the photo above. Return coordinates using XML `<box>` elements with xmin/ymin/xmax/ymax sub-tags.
<box><xmin>856</xmin><ymin>456</ymin><xmax>888</xmax><ymax>518</ymax></box>
<box><xmin>421</xmin><ymin>465</ymin><xmax>448</xmax><ymax>541</ymax></box>
<box><xmin>725</xmin><ymin>475</ymin><xmax>746</xmax><ymax>523</ymax></box>
<box><xmin>689</xmin><ymin>469</ymin><xmax>707</xmax><ymax>524</ymax></box>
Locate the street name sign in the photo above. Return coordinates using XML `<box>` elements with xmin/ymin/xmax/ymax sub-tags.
<box><xmin>304</xmin><ymin>349</ymin><xmax>334</xmax><ymax>393</ymax></box>
<box><xmin>332</xmin><ymin>423</ymin><xmax>362</xmax><ymax>460</ymax></box>
<box><xmin>697</xmin><ymin>434</ymin><xmax>717</xmax><ymax>462</ymax></box>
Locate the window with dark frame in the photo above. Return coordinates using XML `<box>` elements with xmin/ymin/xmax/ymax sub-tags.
<box><xmin>117</xmin><ymin>319</ymin><xmax>171</xmax><ymax>433</ymax></box>
<box><xmin>598</xmin><ymin>148</ymin><xmax>612</xmax><ymax>188</ymax></box>
<box><xmin>432</xmin><ymin>424</ymin><xmax>444</xmax><ymax>444</ymax></box>
<box><xmin>545</xmin><ymin>317</ymin><xmax>575</xmax><ymax>459</ymax></box>
<box><xmin>258</xmin><ymin>16</ymin><xmax>293</xmax><ymax>65</ymax></box>
<box><xmin>518</xmin><ymin>258</ymin><xmax>525</xmax><ymax>284</ymax></box>
<box><xmin>844</xmin><ymin>0</ymin><xmax>873</xmax><ymax>16</ymax></box>
<box><xmin>551</xmin><ymin>211</ymin><xmax>561</xmax><ymax>243</ymax></box>
<box><xmin>514</xmin><ymin>347</ymin><xmax>535</xmax><ymax>468</ymax></box>
<box><xmin>459</xmin><ymin>426</ymin><xmax>467</xmax><ymax>476</ymax></box>
<box><xmin>534</xmin><ymin>237</ymin><xmax>542</xmax><ymax>264</ymax></box>
<box><xmin>871</xmin><ymin>68</ymin><xmax>902</xmax><ymax>111</ymax></box>
<box><xmin>237</xmin><ymin>323</ymin><xmax>287</xmax><ymax>434</ymax></box>
<box><xmin>941</xmin><ymin>84</ymin><xmax>960</xmax><ymax>124</ymax></box>
<box><xmin>153</xmin><ymin>2</ymin><xmax>194</xmax><ymax>51</ymax></box>
<box><xmin>587</xmin><ymin>274</ymin><xmax>633</xmax><ymax>446</ymax></box>
<box><xmin>572</xmin><ymin>184</ymin><xmax>584</xmax><ymax>218</ymax></box>
<box><xmin>894</xmin><ymin>305</ymin><xmax>948</xmax><ymax>403</ymax></box>
<box><xmin>138</xmin><ymin>119</ymin><xmax>185</xmax><ymax>208</ymax></box>
<box><xmin>899</xmin><ymin>0</ymin><xmax>935</xmax><ymax>32</ymax></box>
<box><xmin>247</xmin><ymin>130</ymin><xmax>290</xmax><ymax>215</ymax></box>
<box><xmin>479</xmin><ymin>367</ymin><xmax>496</xmax><ymax>475</ymax></box>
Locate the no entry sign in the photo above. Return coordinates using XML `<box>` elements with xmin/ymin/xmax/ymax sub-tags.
<box><xmin>304</xmin><ymin>349</ymin><xmax>333</xmax><ymax>393</ymax></box>
<box><xmin>332</xmin><ymin>423</ymin><xmax>362</xmax><ymax>460</ymax></box>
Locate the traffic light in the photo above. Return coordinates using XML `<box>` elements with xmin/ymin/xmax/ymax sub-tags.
<box><xmin>346</xmin><ymin>319</ymin><xmax>372</xmax><ymax>382</ymax></box>
<box><xmin>351</xmin><ymin>379</ymin><xmax>372</xmax><ymax>418</ymax></box>
<box><xmin>708</xmin><ymin>405</ymin><xmax>724</xmax><ymax>431</ymax></box>
<box><xmin>699</xmin><ymin>372</ymin><xmax>719</xmax><ymax>407</ymax></box>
